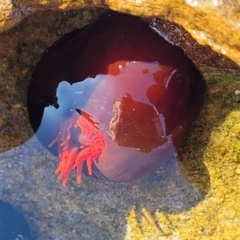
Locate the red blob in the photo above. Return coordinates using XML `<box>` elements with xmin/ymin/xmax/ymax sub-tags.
<box><xmin>49</xmin><ymin>112</ymin><xmax>105</xmax><ymax>187</ymax></box>
<box><xmin>27</xmin><ymin>11</ymin><xmax>205</xmax><ymax>186</ymax></box>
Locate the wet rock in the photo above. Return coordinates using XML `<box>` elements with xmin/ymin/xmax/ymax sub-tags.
<box><xmin>0</xmin><ymin>0</ymin><xmax>239</xmax><ymax>66</ymax></box>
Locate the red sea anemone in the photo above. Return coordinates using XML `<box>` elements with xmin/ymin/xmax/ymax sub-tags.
<box><xmin>27</xmin><ymin>11</ymin><xmax>205</xmax><ymax>187</ymax></box>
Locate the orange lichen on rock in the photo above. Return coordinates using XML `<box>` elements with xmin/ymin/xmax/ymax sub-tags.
<box><xmin>49</xmin><ymin>112</ymin><xmax>105</xmax><ymax>187</ymax></box>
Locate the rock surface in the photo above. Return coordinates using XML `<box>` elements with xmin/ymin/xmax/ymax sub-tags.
<box><xmin>0</xmin><ymin>0</ymin><xmax>35</xmax><ymax>32</ymax></box>
<box><xmin>0</xmin><ymin>6</ymin><xmax>240</xmax><ymax>240</ymax></box>
<box><xmin>0</xmin><ymin>0</ymin><xmax>239</xmax><ymax>67</ymax></box>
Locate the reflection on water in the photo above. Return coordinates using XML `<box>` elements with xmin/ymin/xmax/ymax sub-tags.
<box><xmin>27</xmin><ymin>37</ymin><xmax>205</xmax><ymax>190</ymax></box>
<box><xmin>36</xmin><ymin>61</ymin><xmax>178</xmax><ymax>186</ymax></box>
